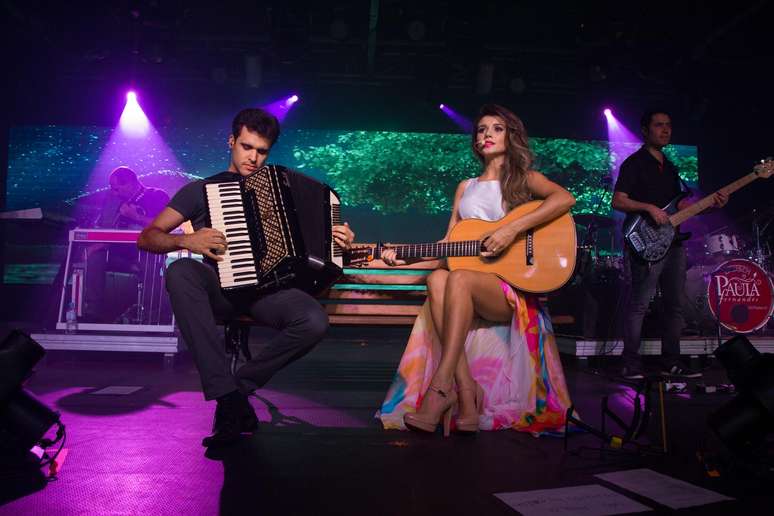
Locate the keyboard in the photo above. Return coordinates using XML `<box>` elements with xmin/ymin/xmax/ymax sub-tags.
<box><xmin>205</xmin><ymin>182</ymin><xmax>259</xmax><ymax>289</ymax></box>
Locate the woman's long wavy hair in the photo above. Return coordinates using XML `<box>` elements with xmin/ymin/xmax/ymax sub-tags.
<box><xmin>471</xmin><ymin>104</ymin><xmax>534</xmax><ymax>209</ymax></box>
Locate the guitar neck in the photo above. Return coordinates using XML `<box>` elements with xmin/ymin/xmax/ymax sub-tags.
<box><xmin>386</xmin><ymin>240</ymin><xmax>482</xmax><ymax>259</ymax></box>
<box><xmin>669</xmin><ymin>171</ymin><xmax>759</xmax><ymax>226</ymax></box>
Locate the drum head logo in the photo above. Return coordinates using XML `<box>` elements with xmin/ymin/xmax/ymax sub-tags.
<box><xmin>707</xmin><ymin>259</ymin><xmax>774</xmax><ymax>333</ymax></box>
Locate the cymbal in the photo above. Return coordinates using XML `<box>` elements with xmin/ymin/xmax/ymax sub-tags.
<box><xmin>574</xmin><ymin>213</ymin><xmax>615</xmax><ymax>229</ymax></box>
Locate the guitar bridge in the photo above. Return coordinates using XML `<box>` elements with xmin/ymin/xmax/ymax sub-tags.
<box><xmin>526</xmin><ymin>229</ymin><xmax>534</xmax><ymax>265</ymax></box>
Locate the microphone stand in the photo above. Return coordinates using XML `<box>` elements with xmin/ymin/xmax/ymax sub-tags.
<box><xmin>710</xmin><ymin>266</ymin><xmax>727</xmax><ymax>352</ymax></box>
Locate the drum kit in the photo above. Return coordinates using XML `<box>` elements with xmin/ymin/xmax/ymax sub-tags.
<box><xmin>685</xmin><ymin>208</ymin><xmax>774</xmax><ymax>334</ymax></box>
<box><xmin>574</xmin><ymin>209</ymin><xmax>774</xmax><ymax>336</ymax></box>
<box><xmin>574</xmin><ymin>213</ymin><xmax>624</xmax><ymax>286</ymax></box>
<box><xmin>562</xmin><ymin>213</ymin><xmax>627</xmax><ymax>338</ymax></box>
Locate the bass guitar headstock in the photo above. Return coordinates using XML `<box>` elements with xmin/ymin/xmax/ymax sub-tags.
<box><xmin>754</xmin><ymin>157</ymin><xmax>774</xmax><ymax>179</ymax></box>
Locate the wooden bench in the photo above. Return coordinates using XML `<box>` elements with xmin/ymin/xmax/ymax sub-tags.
<box><xmin>225</xmin><ymin>250</ymin><xmax>434</xmax><ymax>328</ymax></box>
<box><xmin>221</xmin><ymin>247</ymin><xmax>434</xmax><ymax>371</ymax></box>
<box><xmin>220</xmin><ymin>246</ymin><xmax>577</xmax><ymax>371</ymax></box>
<box><xmin>320</xmin><ymin>256</ymin><xmax>435</xmax><ymax>325</ymax></box>
<box><xmin>317</xmin><ymin>250</ymin><xmax>575</xmax><ymax>327</ymax></box>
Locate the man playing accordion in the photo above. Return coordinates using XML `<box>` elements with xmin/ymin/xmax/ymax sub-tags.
<box><xmin>138</xmin><ymin>108</ymin><xmax>355</xmax><ymax>448</ymax></box>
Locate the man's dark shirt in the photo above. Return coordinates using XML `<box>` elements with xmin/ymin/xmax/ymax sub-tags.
<box><xmin>167</xmin><ymin>169</ymin><xmax>323</xmax><ymax>274</ymax></box>
<box><xmin>167</xmin><ymin>169</ymin><xmax>317</xmax><ymax>230</ymax></box>
<box><xmin>97</xmin><ymin>186</ymin><xmax>170</xmax><ymax>229</ymax></box>
<box><xmin>167</xmin><ymin>172</ymin><xmax>238</xmax><ymax>231</ymax></box>
<box><xmin>614</xmin><ymin>146</ymin><xmax>683</xmax><ymax>228</ymax></box>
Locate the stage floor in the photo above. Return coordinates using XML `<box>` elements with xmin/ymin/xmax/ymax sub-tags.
<box><xmin>557</xmin><ymin>334</ymin><xmax>774</xmax><ymax>357</ymax></box>
<box><xmin>1</xmin><ymin>327</ymin><xmax>771</xmax><ymax>515</ymax></box>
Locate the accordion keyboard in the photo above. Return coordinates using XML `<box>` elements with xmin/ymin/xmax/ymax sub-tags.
<box><xmin>330</xmin><ymin>191</ymin><xmax>343</xmax><ymax>268</ymax></box>
<box><xmin>205</xmin><ymin>182</ymin><xmax>259</xmax><ymax>288</ymax></box>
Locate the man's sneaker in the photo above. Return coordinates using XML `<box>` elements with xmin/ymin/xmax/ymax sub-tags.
<box><xmin>620</xmin><ymin>365</ymin><xmax>645</xmax><ymax>380</ymax></box>
<box><xmin>661</xmin><ymin>364</ymin><xmax>702</xmax><ymax>379</ymax></box>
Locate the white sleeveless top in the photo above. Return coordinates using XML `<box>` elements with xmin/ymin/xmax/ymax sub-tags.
<box><xmin>458</xmin><ymin>178</ymin><xmax>506</xmax><ymax>222</ymax></box>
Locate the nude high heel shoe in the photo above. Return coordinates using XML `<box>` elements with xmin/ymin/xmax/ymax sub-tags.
<box><xmin>454</xmin><ymin>382</ymin><xmax>484</xmax><ymax>433</ymax></box>
<box><xmin>403</xmin><ymin>385</ymin><xmax>458</xmax><ymax>437</ymax></box>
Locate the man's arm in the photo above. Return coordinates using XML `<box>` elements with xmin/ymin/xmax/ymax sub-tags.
<box><xmin>611</xmin><ymin>191</ymin><xmax>670</xmax><ymax>225</ymax></box>
<box><xmin>137</xmin><ymin>207</ymin><xmax>188</xmax><ymax>253</ymax></box>
<box><xmin>137</xmin><ymin>207</ymin><xmax>226</xmax><ymax>261</ymax></box>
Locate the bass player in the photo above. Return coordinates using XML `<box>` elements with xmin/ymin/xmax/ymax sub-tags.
<box><xmin>612</xmin><ymin>110</ymin><xmax>728</xmax><ymax>380</ymax></box>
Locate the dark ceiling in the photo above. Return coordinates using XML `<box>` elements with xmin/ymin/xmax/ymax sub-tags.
<box><xmin>3</xmin><ymin>1</ymin><xmax>771</xmax><ymax>114</ymax></box>
<box><xmin>1</xmin><ymin>0</ymin><xmax>772</xmax><ymax>201</ymax></box>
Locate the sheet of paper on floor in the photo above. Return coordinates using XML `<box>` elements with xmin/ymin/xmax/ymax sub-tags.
<box><xmin>595</xmin><ymin>468</ymin><xmax>733</xmax><ymax>509</ymax></box>
<box><xmin>494</xmin><ymin>484</ymin><xmax>652</xmax><ymax>516</ymax></box>
<box><xmin>91</xmin><ymin>386</ymin><xmax>144</xmax><ymax>395</ymax></box>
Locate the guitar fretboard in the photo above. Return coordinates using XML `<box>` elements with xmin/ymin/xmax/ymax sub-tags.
<box><xmin>390</xmin><ymin>240</ymin><xmax>482</xmax><ymax>259</ymax></box>
<box><xmin>669</xmin><ymin>171</ymin><xmax>760</xmax><ymax>226</ymax></box>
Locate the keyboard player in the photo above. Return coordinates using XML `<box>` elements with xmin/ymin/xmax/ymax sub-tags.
<box><xmin>137</xmin><ymin>108</ymin><xmax>355</xmax><ymax>448</ymax></box>
<box><xmin>83</xmin><ymin>166</ymin><xmax>169</xmax><ymax>322</ymax></box>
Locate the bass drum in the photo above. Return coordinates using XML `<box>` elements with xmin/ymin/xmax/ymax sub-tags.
<box><xmin>707</xmin><ymin>259</ymin><xmax>774</xmax><ymax>333</ymax></box>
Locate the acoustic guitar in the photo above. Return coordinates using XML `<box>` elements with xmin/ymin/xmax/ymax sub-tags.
<box><xmin>350</xmin><ymin>200</ymin><xmax>577</xmax><ymax>293</ymax></box>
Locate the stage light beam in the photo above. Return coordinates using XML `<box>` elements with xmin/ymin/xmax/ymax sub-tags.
<box><xmin>604</xmin><ymin>107</ymin><xmax>640</xmax><ymax>183</ymax></box>
<box><xmin>439</xmin><ymin>103</ymin><xmax>473</xmax><ymax>133</ymax></box>
<box><xmin>82</xmin><ymin>88</ymin><xmax>185</xmax><ymax>207</ymax></box>
<box><xmin>119</xmin><ymin>91</ymin><xmax>150</xmax><ymax>137</ymax></box>
<box><xmin>264</xmin><ymin>94</ymin><xmax>300</xmax><ymax>122</ymax></box>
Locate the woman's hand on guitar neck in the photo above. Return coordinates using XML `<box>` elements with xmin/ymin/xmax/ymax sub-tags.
<box><xmin>481</xmin><ymin>223</ymin><xmax>521</xmax><ymax>257</ymax></box>
<box><xmin>381</xmin><ymin>246</ymin><xmax>406</xmax><ymax>266</ymax></box>
<box><xmin>383</xmin><ymin>236</ymin><xmax>449</xmax><ymax>266</ymax></box>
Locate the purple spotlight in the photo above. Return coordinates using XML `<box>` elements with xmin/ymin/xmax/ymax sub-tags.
<box><xmin>604</xmin><ymin>107</ymin><xmax>641</xmax><ymax>186</ymax></box>
<box><xmin>263</xmin><ymin>94</ymin><xmax>300</xmax><ymax>122</ymax></box>
<box><xmin>78</xmin><ymin>89</ymin><xmax>185</xmax><ymax>223</ymax></box>
<box><xmin>603</xmin><ymin>108</ymin><xmax>641</xmax><ymax>250</ymax></box>
<box><xmin>119</xmin><ymin>91</ymin><xmax>150</xmax><ymax>137</ymax></box>
<box><xmin>439</xmin><ymin>103</ymin><xmax>472</xmax><ymax>133</ymax></box>
<box><xmin>604</xmin><ymin>109</ymin><xmax>639</xmax><ymax>144</ymax></box>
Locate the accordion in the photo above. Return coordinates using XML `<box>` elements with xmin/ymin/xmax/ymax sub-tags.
<box><xmin>205</xmin><ymin>165</ymin><xmax>344</xmax><ymax>296</ymax></box>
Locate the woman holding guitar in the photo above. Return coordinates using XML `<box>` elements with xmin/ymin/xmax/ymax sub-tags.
<box><xmin>378</xmin><ymin>104</ymin><xmax>576</xmax><ymax>436</ymax></box>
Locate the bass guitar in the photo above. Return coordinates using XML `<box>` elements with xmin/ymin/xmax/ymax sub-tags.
<box><xmin>624</xmin><ymin>158</ymin><xmax>773</xmax><ymax>262</ymax></box>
